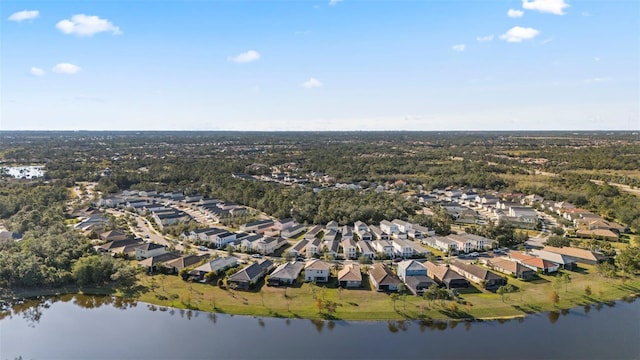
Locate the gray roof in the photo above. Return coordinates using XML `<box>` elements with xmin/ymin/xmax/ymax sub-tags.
<box><xmin>270</xmin><ymin>261</ymin><xmax>304</xmax><ymax>281</ymax></box>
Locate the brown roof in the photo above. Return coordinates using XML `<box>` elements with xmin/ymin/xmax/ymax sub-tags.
<box><xmin>164</xmin><ymin>254</ymin><xmax>205</xmax><ymax>270</ymax></box>
<box><xmin>337</xmin><ymin>263</ymin><xmax>362</xmax><ymax>282</ymax></box>
<box><xmin>449</xmin><ymin>259</ymin><xmax>503</xmax><ymax>282</ymax></box>
<box><xmin>543</xmin><ymin>246</ymin><xmax>606</xmax><ymax>262</ymax></box>
<box><xmin>305</xmin><ymin>259</ymin><xmax>330</xmax><ymax>271</ymax></box>
<box><xmin>368</xmin><ymin>263</ymin><xmax>401</xmax><ymax>286</ymax></box>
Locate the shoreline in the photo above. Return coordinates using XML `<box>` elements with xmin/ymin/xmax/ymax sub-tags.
<box><xmin>7</xmin><ymin>279</ymin><xmax>640</xmax><ymax>322</ymax></box>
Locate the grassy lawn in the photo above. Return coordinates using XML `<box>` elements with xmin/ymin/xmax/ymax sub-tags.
<box><xmin>129</xmin><ymin>265</ymin><xmax>640</xmax><ymax>321</ymax></box>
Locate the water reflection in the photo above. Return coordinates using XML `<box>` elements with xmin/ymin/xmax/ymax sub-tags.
<box><xmin>0</xmin><ymin>295</ymin><xmax>138</xmax><ymax>327</ymax></box>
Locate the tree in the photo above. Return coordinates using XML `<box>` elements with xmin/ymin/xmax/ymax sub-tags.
<box><xmin>397</xmin><ymin>282</ymin><xmax>406</xmax><ymax>295</ymax></box>
<box><xmin>596</xmin><ymin>262</ymin><xmax>616</xmax><ymax>278</ymax></box>
<box><xmin>225</xmin><ymin>244</ymin><xmax>234</xmax><ymax>256</ymax></box>
<box><xmin>204</xmin><ymin>271</ymin><xmax>216</xmax><ymax>283</ymax></box>
<box><xmin>390</xmin><ymin>293</ymin><xmax>399</xmax><ymax>311</ymax></box>
<box><xmin>584</xmin><ymin>285</ymin><xmax>592</xmax><ymax>296</ymax></box>
<box><xmin>358</xmin><ymin>255</ymin><xmax>372</xmax><ymax>264</ymax></box>
<box><xmin>545</xmin><ymin>235</ymin><xmax>572</xmax><ymax>248</ymax></box>
<box><xmin>616</xmin><ymin>246</ymin><xmax>640</xmax><ymax>278</ymax></box>
<box><xmin>562</xmin><ymin>273</ymin><xmax>571</xmax><ymax>293</ymax></box>
<box><xmin>179</xmin><ymin>268</ymin><xmax>189</xmax><ymax>281</ymax></box>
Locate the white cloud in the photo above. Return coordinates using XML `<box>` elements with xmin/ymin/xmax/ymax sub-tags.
<box><xmin>583</xmin><ymin>77</ymin><xmax>612</xmax><ymax>84</ymax></box>
<box><xmin>30</xmin><ymin>67</ymin><xmax>45</xmax><ymax>76</ymax></box>
<box><xmin>8</xmin><ymin>10</ymin><xmax>39</xmax><ymax>22</ymax></box>
<box><xmin>56</xmin><ymin>14</ymin><xmax>122</xmax><ymax>36</ymax></box>
<box><xmin>229</xmin><ymin>50</ymin><xmax>261</xmax><ymax>63</ymax></box>
<box><xmin>52</xmin><ymin>63</ymin><xmax>81</xmax><ymax>74</ymax></box>
<box><xmin>522</xmin><ymin>0</ymin><xmax>569</xmax><ymax>15</ymax></box>
<box><xmin>476</xmin><ymin>35</ymin><xmax>494</xmax><ymax>42</ymax></box>
<box><xmin>302</xmin><ymin>78</ymin><xmax>323</xmax><ymax>89</ymax></box>
<box><xmin>581</xmin><ymin>11</ymin><xmax>591</xmax><ymax>17</ymax></box>
<box><xmin>500</xmin><ymin>26</ymin><xmax>540</xmax><ymax>43</ymax></box>
<box><xmin>329</xmin><ymin>0</ymin><xmax>343</xmax><ymax>5</ymax></box>
<box><xmin>507</xmin><ymin>9</ymin><xmax>524</xmax><ymax>18</ymax></box>
<box><xmin>452</xmin><ymin>44</ymin><xmax>466</xmax><ymax>52</ymax></box>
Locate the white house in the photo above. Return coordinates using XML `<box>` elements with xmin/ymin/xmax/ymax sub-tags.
<box><xmin>304</xmin><ymin>259</ymin><xmax>331</xmax><ymax>282</ymax></box>
<box><xmin>135</xmin><ymin>243</ymin><xmax>167</xmax><ymax>260</ymax></box>
<box><xmin>341</xmin><ymin>238</ymin><xmax>358</xmax><ymax>260</ymax></box>
<box><xmin>380</xmin><ymin>220</ymin><xmax>399</xmax><ymax>235</ymax></box>
<box><xmin>372</xmin><ymin>239</ymin><xmax>395</xmax><ymax>258</ymax></box>
<box><xmin>391</xmin><ymin>238</ymin><xmax>414</xmax><ymax>258</ymax></box>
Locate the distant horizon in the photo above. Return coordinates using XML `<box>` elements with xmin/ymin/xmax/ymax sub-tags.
<box><xmin>2</xmin><ymin>0</ymin><xmax>638</xmax><ymax>131</ymax></box>
<box><xmin>1</xmin><ymin>129</ymin><xmax>638</xmax><ymax>133</ymax></box>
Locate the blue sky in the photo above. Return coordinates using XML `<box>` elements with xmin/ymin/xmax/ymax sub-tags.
<box><xmin>2</xmin><ymin>0</ymin><xmax>638</xmax><ymax>131</ymax></box>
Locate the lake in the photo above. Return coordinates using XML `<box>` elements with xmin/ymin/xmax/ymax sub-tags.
<box><xmin>1</xmin><ymin>295</ymin><xmax>638</xmax><ymax>360</ymax></box>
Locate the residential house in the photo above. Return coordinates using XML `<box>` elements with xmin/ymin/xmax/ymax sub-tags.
<box><xmin>522</xmin><ymin>194</ymin><xmax>544</xmax><ymax>205</ymax></box>
<box><xmin>305</xmin><ymin>238</ymin><xmax>322</xmax><ymax>258</ymax></box>
<box><xmin>509</xmin><ymin>251</ymin><xmax>561</xmax><ymax>273</ymax></box>
<box><xmin>305</xmin><ymin>225</ymin><xmax>324</xmax><ymax>240</ymax></box>
<box><xmin>239</xmin><ymin>219</ymin><xmax>274</xmax><ymax>233</ymax></box>
<box><xmin>413</xmin><ymin>225</ymin><xmax>435</xmax><ymax>238</ymax></box>
<box><xmin>337</xmin><ymin>262</ymin><xmax>362</xmax><ymax>288</ymax></box>
<box><xmin>397</xmin><ymin>260</ymin><xmax>427</xmax><ymax>281</ymax></box>
<box><xmin>380</xmin><ymin>220</ymin><xmax>399</xmax><ymax>235</ymax></box>
<box><xmin>391</xmin><ymin>238</ymin><xmax>414</xmax><ymax>258</ymax></box>
<box><xmin>189</xmin><ymin>256</ymin><xmax>238</xmax><ymax>279</ymax></box>
<box><xmin>368</xmin><ymin>263</ymin><xmax>402</xmax><ymax>292</ymax></box>
<box><xmin>163</xmin><ymin>254</ymin><xmax>205</xmax><ymax>274</ymax></box>
<box><xmin>200</xmin><ymin>228</ymin><xmax>237</xmax><ymax>248</ymax></box>
<box><xmin>448</xmin><ymin>259</ymin><xmax>506</xmax><ymax>290</ymax></box>
<box><xmin>268</xmin><ymin>261</ymin><xmax>304</xmax><ymax>286</ymax></box>
<box><xmin>526</xmin><ymin>250</ymin><xmax>573</xmax><ymax>271</ymax></box>
<box><xmin>484</xmin><ymin>258</ymin><xmax>535</xmax><ymax>280</ymax></box>
<box><xmin>461</xmin><ymin>233</ymin><xmax>490</xmax><ymax>251</ymax></box>
<box><xmin>281</xmin><ymin>224</ymin><xmax>306</xmax><ymax>238</ymax></box>
<box><xmin>575</xmin><ymin>229</ymin><xmax>619</xmax><ymax>241</ymax></box>
<box><xmin>423</xmin><ymin>261</ymin><xmax>469</xmax><ymax>289</ymax></box>
<box><xmin>274</xmin><ymin>218</ymin><xmax>295</xmax><ymax>231</ymax></box>
<box><xmin>543</xmin><ymin>246</ymin><xmax>608</xmax><ymax>265</ymax></box>
<box><xmin>135</xmin><ymin>243</ymin><xmax>167</xmax><ymax>260</ymax></box>
<box><xmin>304</xmin><ymin>259</ymin><xmax>331</xmax><ymax>282</ymax></box>
<box><xmin>341</xmin><ymin>238</ymin><xmax>358</xmax><ymax>260</ymax></box>
<box><xmin>228</xmin><ymin>259</ymin><xmax>274</xmax><ymax>290</ymax></box>
<box><xmin>253</xmin><ymin>236</ymin><xmax>287</xmax><ymax>255</ymax></box>
<box><xmin>446</xmin><ymin>234</ymin><xmax>474</xmax><ymax>253</ymax></box>
<box><xmin>372</xmin><ymin>239</ymin><xmax>395</xmax><ymax>258</ymax></box>
<box><xmin>138</xmin><ymin>252</ymin><xmax>182</xmax><ymax>273</ymax></box>
<box><xmin>356</xmin><ymin>229</ymin><xmax>373</xmax><ymax>241</ymax></box>
<box><xmin>289</xmin><ymin>239</ymin><xmax>309</xmax><ymax>258</ymax></box>
<box><xmin>326</xmin><ymin>220</ymin><xmax>339</xmax><ymax>231</ymax></box>
<box><xmin>152</xmin><ymin>210</ymin><xmax>190</xmax><ymax>229</ymax></box>
<box><xmin>98</xmin><ymin>238</ymin><xmax>144</xmax><ymax>257</ymax></box>
<box><xmin>353</xmin><ymin>221</ymin><xmax>369</xmax><ymax>232</ymax></box>
<box><xmin>405</xmin><ymin>276</ymin><xmax>436</xmax><ymax>296</ymax></box>
<box><xmin>100</xmin><ymin>230</ymin><xmax>128</xmax><ymax>242</ymax></box>
<box><xmin>369</xmin><ymin>225</ymin><xmax>390</xmax><ymax>240</ymax></box>
<box><xmin>324</xmin><ymin>239</ymin><xmax>340</xmax><ymax>259</ymax></box>
<box><xmin>357</xmin><ymin>240</ymin><xmax>376</xmax><ymax>259</ymax></box>
<box><xmin>324</xmin><ymin>229</ymin><xmax>339</xmax><ymax>242</ymax></box>
<box><xmin>340</xmin><ymin>225</ymin><xmax>353</xmax><ymax>241</ymax></box>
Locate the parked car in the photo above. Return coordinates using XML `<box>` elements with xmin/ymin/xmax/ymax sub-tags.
<box><xmin>198</xmin><ymin>246</ymin><xmax>209</xmax><ymax>251</ymax></box>
<box><xmin>251</xmin><ymin>254</ymin><xmax>262</xmax><ymax>258</ymax></box>
<box><xmin>145</xmin><ymin>234</ymin><xmax>150</xmax><ymax>239</ymax></box>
